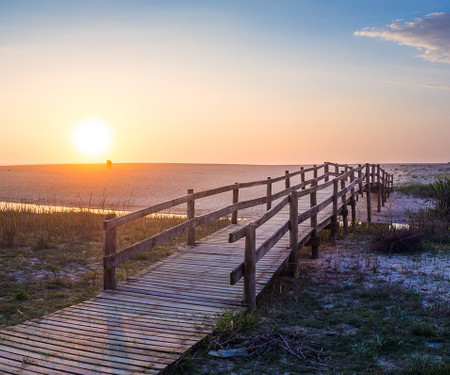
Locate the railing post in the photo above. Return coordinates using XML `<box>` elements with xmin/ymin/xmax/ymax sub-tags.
<box><xmin>340</xmin><ymin>174</ymin><xmax>349</xmax><ymax>233</ymax></box>
<box><xmin>389</xmin><ymin>174</ymin><xmax>393</xmax><ymax>197</ymax></box>
<box><xmin>324</xmin><ymin>162</ymin><xmax>329</xmax><ymax>182</ymax></box>
<box><xmin>285</xmin><ymin>170</ymin><xmax>290</xmax><ymax>189</ymax></box>
<box><xmin>381</xmin><ymin>170</ymin><xmax>386</xmax><ymax>206</ymax></box>
<box><xmin>289</xmin><ymin>190</ymin><xmax>299</xmax><ymax>272</ymax></box>
<box><xmin>365</xmin><ymin>164</ymin><xmax>372</xmax><ymax>223</ymax></box>
<box><xmin>244</xmin><ymin>224</ymin><xmax>256</xmax><ymax>308</ymax></box>
<box><xmin>310</xmin><ymin>181</ymin><xmax>320</xmax><ymax>258</ymax></box>
<box><xmin>300</xmin><ymin>167</ymin><xmax>305</xmax><ymax>190</ymax></box>
<box><xmin>350</xmin><ymin>170</ymin><xmax>356</xmax><ymax>228</ymax></box>
<box><xmin>313</xmin><ymin>164</ymin><xmax>318</xmax><ymax>179</ymax></box>
<box><xmin>331</xmin><ymin>179</ymin><xmax>339</xmax><ymax>245</ymax></box>
<box><xmin>266</xmin><ymin>177</ymin><xmax>272</xmax><ymax>210</ymax></box>
<box><xmin>187</xmin><ymin>189</ymin><xmax>195</xmax><ymax>246</ymax></box>
<box><xmin>335</xmin><ymin>164</ymin><xmax>339</xmax><ymax>177</ymax></box>
<box><xmin>376</xmin><ymin>164</ymin><xmax>381</xmax><ymax>213</ymax></box>
<box><xmin>358</xmin><ymin>164</ymin><xmax>363</xmax><ymax>199</ymax></box>
<box><xmin>104</xmin><ymin>213</ymin><xmax>116</xmax><ymax>290</ymax></box>
<box><xmin>371</xmin><ymin>164</ymin><xmax>376</xmax><ymax>185</ymax></box>
<box><xmin>232</xmin><ymin>183</ymin><xmax>239</xmax><ymax>224</ymax></box>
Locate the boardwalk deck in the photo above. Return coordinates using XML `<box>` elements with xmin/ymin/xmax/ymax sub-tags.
<box><xmin>0</xmin><ymin>164</ymin><xmax>392</xmax><ymax>374</ymax></box>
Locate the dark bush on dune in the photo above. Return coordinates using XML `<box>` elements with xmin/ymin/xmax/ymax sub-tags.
<box><xmin>373</xmin><ymin>228</ymin><xmax>424</xmax><ymax>254</ymax></box>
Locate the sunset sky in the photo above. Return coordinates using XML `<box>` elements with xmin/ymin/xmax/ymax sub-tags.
<box><xmin>0</xmin><ymin>0</ymin><xmax>449</xmax><ymax>165</ymax></box>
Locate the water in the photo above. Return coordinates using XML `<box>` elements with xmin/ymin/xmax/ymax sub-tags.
<box><xmin>0</xmin><ymin>163</ymin><xmax>314</xmax><ymax>217</ymax></box>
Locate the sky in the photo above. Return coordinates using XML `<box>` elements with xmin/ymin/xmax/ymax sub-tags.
<box><xmin>0</xmin><ymin>0</ymin><xmax>449</xmax><ymax>165</ymax></box>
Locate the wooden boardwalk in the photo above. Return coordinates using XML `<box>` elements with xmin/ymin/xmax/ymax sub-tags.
<box><xmin>0</xmin><ymin>163</ymin><xmax>392</xmax><ymax>374</ymax></box>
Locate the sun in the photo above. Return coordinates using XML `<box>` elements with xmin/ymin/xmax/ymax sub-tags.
<box><xmin>71</xmin><ymin>116</ymin><xmax>113</xmax><ymax>158</ymax></box>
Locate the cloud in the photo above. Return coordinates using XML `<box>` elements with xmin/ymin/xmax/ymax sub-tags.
<box><xmin>355</xmin><ymin>12</ymin><xmax>450</xmax><ymax>64</ymax></box>
<box><xmin>421</xmin><ymin>83</ymin><xmax>450</xmax><ymax>90</ymax></box>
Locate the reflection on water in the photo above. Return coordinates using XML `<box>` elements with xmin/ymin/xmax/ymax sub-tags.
<box><xmin>0</xmin><ymin>201</ymin><xmax>186</xmax><ymax>218</ymax></box>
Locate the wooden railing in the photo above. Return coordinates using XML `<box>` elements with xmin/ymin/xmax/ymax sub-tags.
<box><xmin>103</xmin><ymin>162</ymin><xmax>393</xmax><ymax>291</ymax></box>
<box><xmin>227</xmin><ymin>162</ymin><xmax>393</xmax><ymax>306</ymax></box>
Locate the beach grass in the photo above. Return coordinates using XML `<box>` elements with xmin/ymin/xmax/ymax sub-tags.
<box><xmin>0</xmin><ymin>204</ymin><xmax>230</xmax><ymax>327</ymax></box>
<box><xmin>171</xmin><ymin>227</ymin><xmax>449</xmax><ymax>375</ymax></box>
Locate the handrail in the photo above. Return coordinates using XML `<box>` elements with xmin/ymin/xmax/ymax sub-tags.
<box><xmin>105</xmin><ymin>163</ymin><xmax>327</xmax><ymax>230</ymax></box>
<box><xmin>229</xmin><ymin>163</ymin><xmax>393</xmax><ymax>306</ymax></box>
<box><xmin>103</xmin><ymin>162</ymin><xmax>394</xmax><ymax>291</ymax></box>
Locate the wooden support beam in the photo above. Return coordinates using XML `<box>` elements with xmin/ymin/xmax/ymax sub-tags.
<box><xmin>340</xmin><ymin>175</ymin><xmax>348</xmax><ymax>233</ymax></box>
<box><xmin>324</xmin><ymin>163</ymin><xmax>329</xmax><ymax>182</ymax></box>
<box><xmin>350</xmin><ymin>170</ymin><xmax>356</xmax><ymax>228</ymax></box>
<box><xmin>244</xmin><ymin>224</ymin><xmax>257</xmax><ymax>308</ymax></box>
<box><xmin>358</xmin><ymin>164</ymin><xmax>363</xmax><ymax>198</ymax></box>
<box><xmin>331</xmin><ymin>179</ymin><xmax>339</xmax><ymax>245</ymax></box>
<box><xmin>310</xmin><ymin>181</ymin><xmax>319</xmax><ymax>258</ymax></box>
<box><xmin>366</xmin><ymin>164</ymin><xmax>372</xmax><ymax>223</ymax></box>
<box><xmin>231</xmin><ymin>183</ymin><xmax>239</xmax><ymax>224</ymax></box>
<box><xmin>313</xmin><ymin>165</ymin><xmax>318</xmax><ymax>179</ymax></box>
<box><xmin>300</xmin><ymin>167</ymin><xmax>305</xmax><ymax>190</ymax></box>
<box><xmin>285</xmin><ymin>170</ymin><xmax>290</xmax><ymax>189</ymax></box>
<box><xmin>289</xmin><ymin>191</ymin><xmax>299</xmax><ymax>272</ymax></box>
<box><xmin>103</xmin><ymin>213</ymin><xmax>116</xmax><ymax>290</ymax></box>
<box><xmin>187</xmin><ymin>189</ymin><xmax>195</xmax><ymax>246</ymax></box>
<box><xmin>266</xmin><ymin>177</ymin><xmax>272</xmax><ymax>210</ymax></box>
<box><xmin>377</xmin><ymin>164</ymin><xmax>381</xmax><ymax>213</ymax></box>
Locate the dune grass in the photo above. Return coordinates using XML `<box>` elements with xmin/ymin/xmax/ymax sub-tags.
<box><xmin>0</xmin><ymin>204</ymin><xmax>230</xmax><ymax>327</ymax></box>
<box><xmin>171</xmin><ymin>227</ymin><xmax>449</xmax><ymax>375</ymax></box>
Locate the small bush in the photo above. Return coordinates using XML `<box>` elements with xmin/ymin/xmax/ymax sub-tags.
<box><xmin>396</xmin><ymin>183</ymin><xmax>435</xmax><ymax>199</ymax></box>
<box><xmin>373</xmin><ymin>228</ymin><xmax>424</xmax><ymax>254</ymax></box>
<box><xmin>213</xmin><ymin>309</ymin><xmax>260</xmax><ymax>335</ymax></box>
<box><xmin>430</xmin><ymin>177</ymin><xmax>450</xmax><ymax>220</ymax></box>
<box><xmin>14</xmin><ymin>288</ymin><xmax>28</xmax><ymax>301</ymax></box>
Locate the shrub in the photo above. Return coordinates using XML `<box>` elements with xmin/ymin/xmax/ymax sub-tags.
<box><xmin>1</xmin><ymin>217</ymin><xmax>16</xmax><ymax>247</ymax></box>
<box><xmin>430</xmin><ymin>177</ymin><xmax>449</xmax><ymax>220</ymax></box>
<box><xmin>372</xmin><ymin>227</ymin><xmax>424</xmax><ymax>254</ymax></box>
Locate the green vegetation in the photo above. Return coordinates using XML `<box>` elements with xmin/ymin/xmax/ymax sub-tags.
<box><xmin>396</xmin><ymin>177</ymin><xmax>450</xmax><ymax>219</ymax></box>
<box><xmin>171</xmin><ymin>228</ymin><xmax>449</xmax><ymax>374</ymax></box>
<box><xmin>0</xmin><ymin>205</ymin><xmax>230</xmax><ymax>327</ymax></box>
<box><xmin>396</xmin><ymin>183</ymin><xmax>435</xmax><ymax>199</ymax></box>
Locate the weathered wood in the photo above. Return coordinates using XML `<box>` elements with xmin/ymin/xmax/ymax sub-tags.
<box><xmin>310</xmin><ymin>181</ymin><xmax>319</xmax><ymax>259</ymax></box>
<box><xmin>229</xmin><ymin>196</ymin><xmax>289</xmax><ymax>243</ymax></box>
<box><xmin>289</xmin><ymin>191</ymin><xmax>299</xmax><ymax>272</ymax></box>
<box><xmin>301</xmin><ymin>167</ymin><xmax>305</xmax><ymax>190</ymax></box>
<box><xmin>324</xmin><ymin>163</ymin><xmax>329</xmax><ymax>182</ymax></box>
<box><xmin>231</xmin><ymin>183</ymin><xmax>239</xmax><ymax>224</ymax></box>
<box><xmin>244</xmin><ymin>224</ymin><xmax>257</xmax><ymax>307</ymax></box>
<box><xmin>340</xmin><ymin>175</ymin><xmax>348</xmax><ymax>233</ymax></box>
<box><xmin>297</xmin><ymin>196</ymin><xmax>333</xmax><ymax>224</ymax></box>
<box><xmin>377</xmin><ymin>164</ymin><xmax>381</xmax><ymax>213</ymax></box>
<box><xmin>255</xmin><ymin>222</ymin><xmax>290</xmax><ymax>262</ymax></box>
<box><xmin>103</xmin><ymin>213</ymin><xmax>116</xmax><ymax>290</ymax></box>
<box><xmin>331</xmin><ymin>179</ymin><xmax>338</xmax><ymax>245</ymax></box>
<box><xmin>358</xmin><ymin>164</ymin><xmax>363</xmax><ymax>198</ymax></box>
<box><xmin>285</xmin><ymin>170</ymin><xmax>290</xmax><ymax>189</ymax></box>
<box><xmin>366</xmin><ymin>163</ymin><xmax>372</xmax><ymax>223</ymax></box>
<box><xmin>267</xmin><ymin>177</ymin><xmax>272</xmax><ymax>210</ymax></box>
<box><xmin>187</xmin><ymin>189</ymin><xmax>195</xmax><ymax>246</ymax></box>
<box><xmin>350</xmin><ymin>170</ymin><xmax>356</xmax><ymax>228</ymax></box>
<box><xmin>313</xmin><ymin>164</ymin><xmax>318</xmax><ymax>179</ymax></box>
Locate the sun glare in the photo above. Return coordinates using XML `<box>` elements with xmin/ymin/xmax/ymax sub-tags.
<box><xmin>71</xmin><ymin>117</ymin><xmax>113</xmax><ymax>158</ymax></box>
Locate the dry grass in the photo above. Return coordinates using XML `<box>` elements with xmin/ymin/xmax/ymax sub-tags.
<box><xmin>0</xmin><ymin>204</ymin><xmax>230</xmax><ymax>327</ymax></box>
